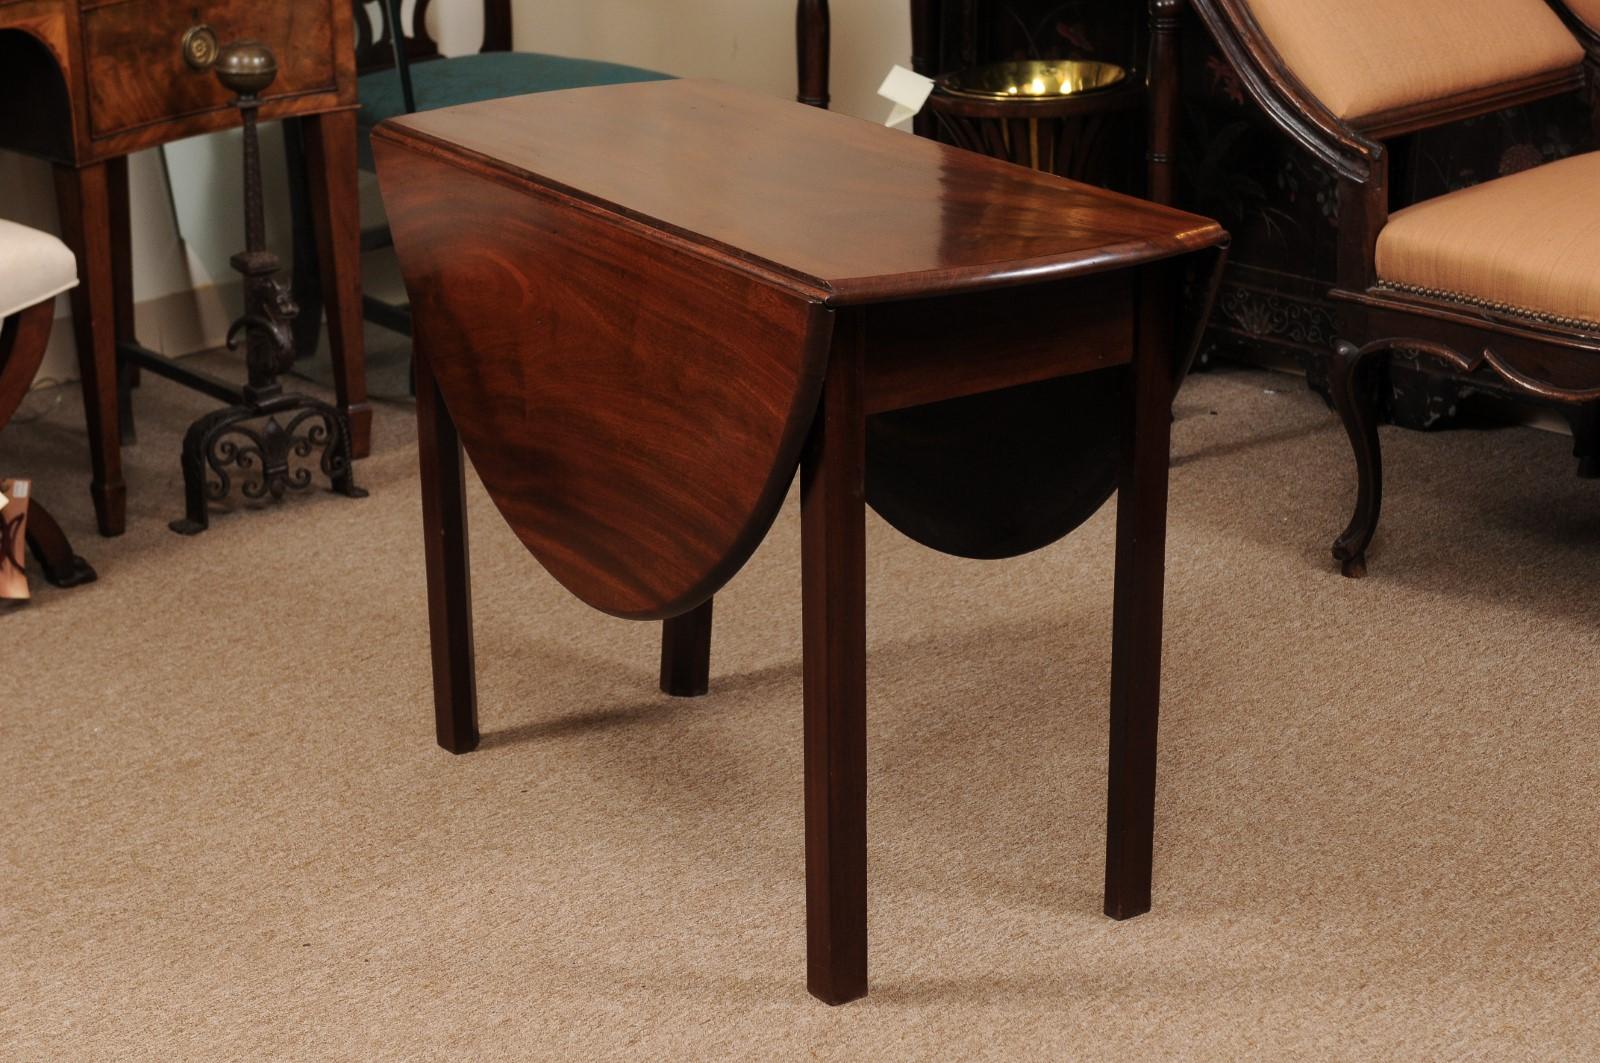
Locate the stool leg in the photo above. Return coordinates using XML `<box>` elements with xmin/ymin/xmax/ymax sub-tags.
<box><xmin>24</xmin><ymin>499</ymin><xmax>96</xmax><ymax>588</ymax></box>
<box><xmin>416</xmin><ymin>347</ymin><xmax>478</xmax><ymax>754</ymax></box>
<box><xmin>801</xmin><ymin>313</ymin><xmax>867</xmax><ymax>1005</ymax></box>
<box><xmin>1104</xmin><ymin>265</ymin><xmax>1176</xmax><ymax>921</ymax></box>
<box><xmin>53</xmin><ymin>162</ymin><xmax>127</xmax><ymax>537</ymax></box>
<box><xmin>660</xmin><ymin>597</ymin><xmax>713</xmax><ymax>697</ymax></box>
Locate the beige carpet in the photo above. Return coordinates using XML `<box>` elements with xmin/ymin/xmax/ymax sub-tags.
<box><xmin>4</xmin><ymin>331</ymin><xmax>1598</xmax><ymax>1061</ymax></box>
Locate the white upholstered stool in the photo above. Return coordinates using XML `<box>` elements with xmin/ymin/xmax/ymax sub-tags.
<box><xmin>0</xmin><ymin>219</ymin><xmax>78</xmax><ymax>322</ymax></box>
<box><xmin>0</xmin><ymin>218</ymin><xmax>95</xmax><ymax>591</ymax></box>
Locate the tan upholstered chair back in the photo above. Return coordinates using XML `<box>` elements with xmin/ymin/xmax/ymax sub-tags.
<box><xmin>1242</xmin><ymin>0</ymin><xmax>1585</xmax><ymax>124</ymax></box>
<box><xmin>1563</xmin><ymin>0</ymin><xmax>1600</xmax><ymax>32</ymax></box>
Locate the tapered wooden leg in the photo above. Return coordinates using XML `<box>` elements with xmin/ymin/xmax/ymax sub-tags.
<box><xmin>53</xmin><ymin>162</ymin><xmax>126</xmax><ymax>537</ymax></box>
<box><xmin>301</xmin><ymin>109</ymin><xmax>372</xmax><ymax>458</ymax></box>
<box><xmin>1328</xmin><ymin>340</ymin><xmax>1385</xmax><ymax>579</ymax></box>
<box><xmin>415</xmin><ymin>347</ymin><xmax>478</xmax><ymax>753</ymax></box>
<box><xmin>1104</xmin><ymin>265</ymin><xmax>1176</xmax><ymax>922</ymax></box>
<box><xmin>660</xmin><ymin>597</ymin><xmax>714</xmax><ymax>697</ymax></box>
<box><xmin>801</xmin><ymin>312</ymin><xmax>867</xmax><ymax>1006</ymax></box>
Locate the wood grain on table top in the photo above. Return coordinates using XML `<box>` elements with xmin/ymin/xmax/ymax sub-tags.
<box><xmin>373</xmin><ymin>79</ymin><xmax>1226</xmax><ymax>306</ymax></box>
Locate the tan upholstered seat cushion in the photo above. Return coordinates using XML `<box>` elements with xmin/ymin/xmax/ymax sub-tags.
<box><xmin>1375</xmin><ymin>152</ymin><xmax>1600</xmax><ymax>329</ymax></box>
<box><xmin>1243</xmin><ymin>0</ymin><xmax>1584</xmax><ymax>124</ymax></box>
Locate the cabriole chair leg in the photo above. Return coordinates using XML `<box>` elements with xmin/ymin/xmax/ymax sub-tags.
<box><xmin>1328</xmin><ymin>340</ymin><xmax>1386</xmax><ymax>579</ymax></box>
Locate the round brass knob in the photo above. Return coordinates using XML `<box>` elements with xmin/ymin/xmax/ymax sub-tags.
<box><xmin>212</xmin><ymin>41</ymin><xmax>279</xmax><ymax>98</ymax></box>
<box><xmin>180</xmin><ymin>24</ymin><xmax>219</xmax><ymax>71</ymax></box>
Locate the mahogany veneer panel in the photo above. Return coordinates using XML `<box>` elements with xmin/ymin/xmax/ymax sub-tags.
<box><xmin>82</xmin><ymin>0</ymin><xmax>339</xmax><ymax>137</ymax></box>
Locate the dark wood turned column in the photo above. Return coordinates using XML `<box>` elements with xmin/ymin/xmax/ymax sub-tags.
<box><xmin>1146</xmin><ymin>0</ymin><xmax>1185</xmax><ymax>205</ymax></box>
<box><xmin>909</xmin><ymin>0</ymin><xmax>938</xmax><ymax>77</ymax></box>
<box><xmin>482</xmin><ymin>0</ymin><xmax>513</xmax><ymax>52</ymax></box>
<box><xmin>909</xmin><ymin>0</ymin><xmax>940</xmax><ymax>135</ymax></box>
<box><xmin>797</xmin><ymin>0</ymin><xmax>830</xmax><ymax>109</ymax></box>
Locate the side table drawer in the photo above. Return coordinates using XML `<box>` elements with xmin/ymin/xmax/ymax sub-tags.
<box><xmin>81</xmin><ymin>0</ymin><xmax>339</xmax><ymax>138</ymax></box>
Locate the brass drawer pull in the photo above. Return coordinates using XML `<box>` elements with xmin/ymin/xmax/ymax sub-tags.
<box><xmin>180</xmin><ymin>23</ymin><xmax>218</xmax><ymax>71</ymax></box>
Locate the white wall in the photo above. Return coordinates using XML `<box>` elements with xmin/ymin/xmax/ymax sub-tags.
<box><xmin>0</xmin><ymin>124</ymin><xmax>300</xmax><ymax>386</ymax></box>
<box><xmin>0</xmin><ymin>0</ymin><xmax>910</xmax><ymax>390</ymax></box>
<box><xmin>500</xmin><ymin>1</ymin><xmax>909</xmax><ymax>123</ymax></box>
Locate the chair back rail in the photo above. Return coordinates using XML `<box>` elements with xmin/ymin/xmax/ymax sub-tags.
<box><xmin>353</xmin><ymin>0</ymin><xmax>512</xmax><ymax>76</ymax></box>
<box><xmin>1548</xmin><ymin>0</ymin><xmax>1600</xmax><ymax>54</ymax></box>
<box><xmin>1546</xmin><ymin>0</ymin><xmax>1600</xmax><ymax>143</ymax></box>
<box><xmin>360</xmin><ymin>3</ymin><xmax>820</xmax><ymax>116</ymax></box>
<box><xmin>1190</xmin><ymin>0</ymin><xmax>1591</xmax><ymax>180</ymax></box>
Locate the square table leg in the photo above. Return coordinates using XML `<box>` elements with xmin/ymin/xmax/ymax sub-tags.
<box><xmin>1103</xmin><ymin>264</ymin><xmax>1178</xmax><ymax>920</ymax></box>
<box><xmin>416</xmin><ymin>347</ymin><xmax>479</xmax><ymax>754</ymax></box>
<box><xmin>660</xmin><ymin>597</ymin><xmax>714</xmax><ymax>697</ymax></box>
<box><xmin>53</xmin><ymin>161</ymin><xmax>127</xmax><ymax>537</ymax></box>
<box><xmin>801</xmin><ymin>312</ymin><xmax>868</xmax><ymax>1005</ymax></box>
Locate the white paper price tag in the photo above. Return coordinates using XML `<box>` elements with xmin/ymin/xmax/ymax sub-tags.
<box><xmin>878</xmin><ymin>65</ymin><xmax>935</xmax><ymax>130</ymax></box>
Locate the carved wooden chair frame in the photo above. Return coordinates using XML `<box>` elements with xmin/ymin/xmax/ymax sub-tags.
<box><xmin>1191</xmin><ymin>0</ymin><xmax>1600</xmax><ymax>577</ymax></box>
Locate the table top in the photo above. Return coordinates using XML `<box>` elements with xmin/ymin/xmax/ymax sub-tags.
<box><xmin>374</xmin><ymin>79</ymin><xmax>1225</xmax><ymax>306</ymax></box>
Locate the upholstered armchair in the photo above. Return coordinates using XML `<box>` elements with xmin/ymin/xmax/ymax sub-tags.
<box><xmin>1191</xmin><ymin>0</ymin><xmax>1600</xmax><ymax>577</ymax></box>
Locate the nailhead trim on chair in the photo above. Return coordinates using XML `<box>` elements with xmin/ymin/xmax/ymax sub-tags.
<box><xmin>1375</xmin><ymin>281</ymin><xmax>1600</xmax><ymax>334</ymax></box>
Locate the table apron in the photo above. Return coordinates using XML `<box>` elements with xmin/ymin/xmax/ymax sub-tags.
<box><xmin>862</xmin><ymin>271</ymin><xmax>1135</xmax><ymax>414</ymax></box>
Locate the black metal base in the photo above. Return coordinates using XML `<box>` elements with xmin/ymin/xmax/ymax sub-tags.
<box><xmin>169</xmin><ymin>391</ymin><xmax>366</xmax><ymax>535</ymax></box>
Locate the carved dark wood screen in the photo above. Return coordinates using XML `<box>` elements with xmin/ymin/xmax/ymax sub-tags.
<box><xmin>916</xmin><ymin>0</ymin><xmax>1142</xmax><ymax>73</ymax></box>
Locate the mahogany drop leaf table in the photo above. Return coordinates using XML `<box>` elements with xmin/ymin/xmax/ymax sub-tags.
<box><xmin>373</xmin><ymin>79</ymin><xmax>1226</xmax><ymax>1006</ymax></box>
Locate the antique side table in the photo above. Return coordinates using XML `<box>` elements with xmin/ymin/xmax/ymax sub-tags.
<box><xmin>0</xmin><ymin>0</ymin><xmax>370</xmax><ymax>536</ymax></box>
<box><xmin>374</xmin><ymin>79</ymin><xmax>1225</xmax><ymax>1005</ymax></box>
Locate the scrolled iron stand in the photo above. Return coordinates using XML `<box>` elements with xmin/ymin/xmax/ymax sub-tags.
<box><xmin>168</xmin><ymin>40</ymin><xmax>365</xmax><ymax>535</ymax></box>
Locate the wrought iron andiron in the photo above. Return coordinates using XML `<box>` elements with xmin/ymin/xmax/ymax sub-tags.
<box><xmin>169</xmin><ymin>41</ymin><xmax>365</xmax><ymax>535</ymax></box>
